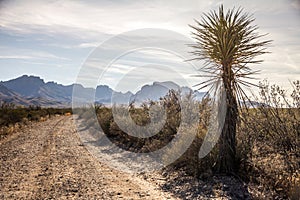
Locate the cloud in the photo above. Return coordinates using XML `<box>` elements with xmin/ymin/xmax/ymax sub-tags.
<box><xmin>0</xmin><ymin>55</ymin><xmax>34</xmax><ymax>60</ymax></box>
<box><xmin>0</xmin><ymin>48</ymin><xmax>70</xmax><ymax>61</ymax></box>
<box><xmin>0</xmin><ymin>0</ymin><xmax>212</xmax><ymax>38</ymax></box>
<box><xmin>0</xmin><ymin>0</ymin><xmax>299</xmax><ymax>92</ymax></box>
<box><xmin>78</xmin><ymin>42</ymin><xmax>100</xmax><ymax>48</ymax></box>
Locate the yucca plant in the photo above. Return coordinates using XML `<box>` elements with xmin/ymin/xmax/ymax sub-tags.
<box><xmin>189</xmin><ymin>5</ymin><xmax>271</xmax><ymax>173</ymax></box>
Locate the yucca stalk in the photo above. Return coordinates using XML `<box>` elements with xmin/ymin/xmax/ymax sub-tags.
<box><xmin>189</xmin><ymin>5</ymin><xmax>271</xmax><ymax>173</ymax></box>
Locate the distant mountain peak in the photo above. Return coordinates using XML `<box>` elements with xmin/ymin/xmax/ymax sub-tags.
<box><xmin>19</xmin><ymin>74</ymin><xmax>44</xmax><ymax>81</ymax></box>
<box><xmin>153</xmin><ymin>81</ymin><xmax>180</xmax><ymax>89</ymax></box>
<box><xmin>2</xmin><ymin>75</ymin><xmax>45</xmax><ymax>97</ymax></box>
<box><xmin>0</xmin><ymin>75</ymin><xmax>205</xmax><ymax>107</ymax></box>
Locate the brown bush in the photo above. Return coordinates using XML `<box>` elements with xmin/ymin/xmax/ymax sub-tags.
<box><xmin>0</xmin><ymin>102</ymin><xmax>72</xmax><ymax>139</ymax></box>
<box><xmin>237</xmin><ymin>80</ymin><xmax>300</xmax><ymax>199</ymax></box>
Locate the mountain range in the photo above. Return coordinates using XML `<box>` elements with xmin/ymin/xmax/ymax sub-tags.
<box><xmin>0</xmin><ymin>75</ymin><xmax>205</xmax><ymax>107</ymax></box>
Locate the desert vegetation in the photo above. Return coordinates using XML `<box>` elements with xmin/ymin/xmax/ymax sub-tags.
<box><xmin>0</xmin><ymin>102</ymin><xmax>72</xmax><ymax>139</ymax></box>
<box><xmin>75</xmin><ymin>79</ymin><xmax>299</xmax><ymax>199</ymax></box>
<box><xmin>237</xmin><ymin>80</ymin><xmax>300</xmax><ymax>199</ymax></box>
<box><xmin>189</xmin><ymin>5</ymin><xmax>272</xmax><ymax>173</ymax></box>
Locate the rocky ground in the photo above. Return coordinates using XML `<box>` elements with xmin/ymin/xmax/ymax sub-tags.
<box><xmin>0</xmin><ymin>116</ymin><xmax>174</xmax><ymax>199</ymax></box>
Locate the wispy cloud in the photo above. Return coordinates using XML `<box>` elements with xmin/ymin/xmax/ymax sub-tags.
<box><xmin>0</xmin><ymin>48</ymin><xmax>70</xmax><ymax>61</ymax></box>
<box><xmin>0</xmin><ymin>0</ymin><xmax>299</xmax><ymax>91</ymax></box>
<box><xmin>0</xmin><ymin>0</ymin><xmax>212</xmax><ymax>37</ymax></box>
<box><xmin>78</xmin><ymin>42</ymin><xmax>100</xmax><ymax>48</ymax></box>
<box><xmin>0</xmin><ymin>55</ymin><xmax>34</xmax><ymax>60</ymax></box>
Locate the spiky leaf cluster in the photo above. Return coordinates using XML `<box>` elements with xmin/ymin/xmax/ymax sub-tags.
<box><xmin>190</xmin><ymin>5</ymin><xmax>271</xmax><ymax>104</ymax></box>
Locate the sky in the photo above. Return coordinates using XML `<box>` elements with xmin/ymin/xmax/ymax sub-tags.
<box><xmin>0</xmin><ymin>0</ymin><xmax>299</xmax><ymax>93</ymax></box>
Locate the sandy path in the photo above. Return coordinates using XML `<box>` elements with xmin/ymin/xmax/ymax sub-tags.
<box><xmin>0</xmin><ymin>116</ymin><xmax>175</xmax><ymax>199</ymax></box>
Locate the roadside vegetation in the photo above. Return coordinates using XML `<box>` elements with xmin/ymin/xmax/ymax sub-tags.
<box><xmin>76</xmin><ymin>80</ymin><xmax>299</xmax><ymax>199</ymax></box>
<box><xmin>237</xmin><ymin>80</ymin><xmax>299</xmax><ymax>199</ymax></box>
<box><xmin>0</xmin><ymin>102</ymin><xmax>72</xmax><ymax>139</ymax></box>
<box><xmin>64</xmin><ymin>5</ymin><xmax>300</xmax><ymax>198</ymax></box>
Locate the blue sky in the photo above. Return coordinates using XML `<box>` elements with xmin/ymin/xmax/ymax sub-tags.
<box><xmin>0</xmin><ymin>0</ymin><xmax>299</xmax><ymax>93</ymax></box>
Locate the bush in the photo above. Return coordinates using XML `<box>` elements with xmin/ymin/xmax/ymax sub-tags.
<box><xmin>237</xmin><ymin>80</ymin><xmax>300</xmax><ymax>199</ymax></box>
<box><xmin>0</xmin><ymin>102</ymin><xmax>72</xmax><ymax>138</ymax></box>
<box><xmin>78</xmin><ymin>81</ymin><xmax>299</xmax><ymax>199</ymax></box>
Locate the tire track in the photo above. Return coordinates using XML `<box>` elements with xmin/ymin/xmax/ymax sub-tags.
<box><xmin>33</xmin><ymin>117</ymin><xmax>67</xmax><ymax>199</ymax></box>
<box><xmin>0</xmin><ymin>116</ymin><xmax>67</xmax><ymax>199</ymax></box>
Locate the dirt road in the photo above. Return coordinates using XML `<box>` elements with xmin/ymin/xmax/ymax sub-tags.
<box><xmin>0</xmin><ymin>116</ymin><xmax>175</xmax><ymax>199</ymax></box>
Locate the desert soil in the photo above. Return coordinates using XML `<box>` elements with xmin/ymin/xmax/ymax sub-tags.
<box><xmin>0</xmin><ymin>116</ymin><xmax>175</xmax><ymax>199</ymax></box>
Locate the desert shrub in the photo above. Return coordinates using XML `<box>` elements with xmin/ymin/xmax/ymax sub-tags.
<box><xmin>161</xmin><ymin>81</ymin><xmax>299</xmax><ymax>198</ymax></box>
<box><xmin>0</xmin><ymin>102</ymin><xmax>72</xmax><ymax>138</ymax></box>
<box><xmin>45</xmin><ymin>107</ymin><xmax>72</xmax><ymax>116</ymax></box>
<box><xmin>166</xmin><ymin>96</ymin><xmax>220</xmax><ymax>178</ymax></box>
<box><xmin>0</xmin><ymin>103</ymin><xmax>29</xmax><ymax>126</ymax></box>
<box><xmin>237</xmin><ymin>80</ymin><xmax>300</xmax><ymax>199</ymax></box>
<box><xmin>87</xmin><ymin>90</ymin><xmax>218</xmax><ymax>177</ymax></box>
<box><xmin>92</xmin><ymin>90</ymin><xmax>193</xmax><ymax>153</ymax></box>
<box><xmin>97</xmin><ymin>106</ymin><xmax>113</xmax><ymax>133</ymax></box>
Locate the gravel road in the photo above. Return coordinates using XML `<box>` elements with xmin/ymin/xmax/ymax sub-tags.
<box><xmin>0</xmin><ymin>116</ymin><xmax>175</xmax><ymax>199</ymax></box>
